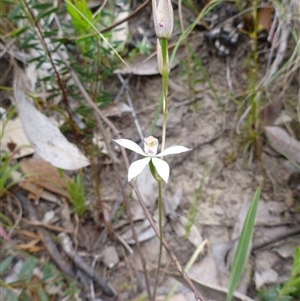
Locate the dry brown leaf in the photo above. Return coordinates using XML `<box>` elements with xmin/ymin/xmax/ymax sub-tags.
<box><xmin>20</xmin><ymin>158</ymin><xmax>71</xmax><ymax>198</ymax></box>
<box><xmin>18</xmin><ymin>238</ymin><xmax>44</xmax><ymax>253</ymax></box>
<box><xmin>259</xmin><ymin>96</ymin><xmax>282</xmax><ymax>126</ymax></box>
<box><xmin>258</xmin><ymin>4</ymin><xmax>274</xmax><ymax>33</ymax></box>
<box><xmin>265</xmin><ymin>126</ymin><xmax>300</xmax><ymax>163</ymax></box>
<box><xmin>19</xmin><ymin>229</ymin><xmax>41</xmax><ymax>239</ymax></box>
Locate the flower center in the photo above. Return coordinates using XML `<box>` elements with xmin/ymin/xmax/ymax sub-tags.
<box><xmin>144</xmin><ymin>136</ymin><xmax>159</xmax><ymax>156</ymax></box>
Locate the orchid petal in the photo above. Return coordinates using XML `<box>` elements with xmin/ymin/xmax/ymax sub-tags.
<box><xmin>152</xmin><ymin>157</ymin><xmax>170</xmax><ymax>183</ymax></box>
<box><xmin>113</xmin><ymin>139</ymin><xmax>145</xmax><ymax>156</ymax></box>
<box><xmin>128</xmin><ymin>157</ymin><xmax>151</xmax><ymax>181</ymax></box>
<box><xmin>156</xmin><ymin>146</ymin><xmax>191</xmax><ymax>157</ymax></box>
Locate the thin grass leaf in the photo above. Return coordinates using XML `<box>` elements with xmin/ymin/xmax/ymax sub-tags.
<box><xmin>19</xmin><ymin>290</ymin><xmax>31</xmax><ymax>301</ymax></box>
<box><xmin>5</xmin><ymin>291</ymin><xmax>19</xmax><ymax>301</ymax></box>
<box><xmin>42</xmin><ymin>262</ymin><xmax>55</xmax><ymax>280</ymax></box>
<box><xmin>18</xmin><ymin>257</ymin><xmax>36</xmax><ymax>281</ymax></box>
<box><xmin>31</xmin><ymin>3</ymin><xmax>54</xmax><ymax>10</ymax></box>
<box><xmin>38</xmin><ymin>286</ymin><xmax>49</xmax><ymax>301</ymax></box>
<box><xmin>226</xmin><ymin>187</ymin><xmax>261</xmax><ymax>301</ymax></box>
<box><xmin>36</xmin><ymin>8</ymin><xmax>57</xmax><ymax>21</ymax></box>
<box><xmin>0</xmin><ymin>256</ymin><xmax>13</xmax><ymax>276</ymax></box>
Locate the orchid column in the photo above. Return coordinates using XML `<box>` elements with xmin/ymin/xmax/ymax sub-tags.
<box><xmin>152</xmin><ymin>0</ymin><xmax>173</xmax><ymax>152</ymax></box>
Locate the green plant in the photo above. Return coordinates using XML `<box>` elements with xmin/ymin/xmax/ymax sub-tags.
<box><xmin>0</xmin><ymin>250</ymin><xmax>81</xmax><ymax>301</ymax></box>
<box><xmin>280</xmin><ymin>246</ymin><xmax>300</xmax><ymax>299</ymax></box>
<box><xmin>259</xmin><ymin>286</ymin><xmax>292</xmax><ymax>301</ymax></box>
<box><xmin>226</xmin><ymin>187</ymin><xmax>261</xmax><ymax>301</ymax></box>
<box><xmin>0</xmin><ymin>153</ymin><xmax>21</xmax><ymax>197</ymax></box>
<box><xmin>135</xmin><ymin>40</ymin><xmax>152</xmax><ymax>56</ymax></box>
<box><xmin>66</xmin><ymin>174</ymin><xmax>87</xmax><ymax>217</ymax></box>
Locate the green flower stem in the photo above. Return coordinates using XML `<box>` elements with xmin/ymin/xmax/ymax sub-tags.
<box><xmin>153</xmin><ymin>177</ymin><xmax>163</xmax><ymax>301</ymax></box>
<box><xmin>161</xmin><ymin>37</ymin><xmax>169</xmax><ymax>152</ymax></box>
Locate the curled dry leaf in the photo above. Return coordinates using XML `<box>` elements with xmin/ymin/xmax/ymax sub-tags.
<box><xmin>14</xmin><ymin>82</ymin><xmax>90</xmax><ymax>170</ymax></box>
<box><xmin>265</xmin><ymin>126</ymin><xmax>300</xmax><ymax>164</ymax></box>
<box><xmin>0</xmin><ymin>117</ymin><xmax>34</xmax><ymax>158</ymax></box>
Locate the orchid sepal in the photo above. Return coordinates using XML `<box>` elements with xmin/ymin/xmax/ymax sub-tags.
<box><xmin>156</xmin><ymin>146</ymin><xmax>192</xmax><ymax>157</ymax></box>
<box><xmin>112</xmin><ymin>139</ymin><xmax>145</xmax><ymax>156</ymax></box>
<box><xmin>128</xmin><ymin>157</ymin><xmax>151</xmax><ymax>182</ymax></box>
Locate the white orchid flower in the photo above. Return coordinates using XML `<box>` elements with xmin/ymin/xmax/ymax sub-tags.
<box><xmin>113</xmin><ymin>136</ymin><xmax>191</xmax><ymax>183</ymax></box>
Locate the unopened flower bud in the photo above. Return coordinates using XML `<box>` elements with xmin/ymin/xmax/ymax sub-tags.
<box><xmin>152</xmin><ymin>0</ymin><xmax>173</xmax><ymax>39</ymax></box>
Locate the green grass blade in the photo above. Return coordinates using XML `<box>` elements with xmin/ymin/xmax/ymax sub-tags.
<box><xmin>226</xmin><ymin>187</ymin><xmax>261</xmax><ymax>301</ymax></box>
<box><xmin>18</xmin><ymin>256</ymin><xmax>36</xmax><ymax>281</ymax></box>
<box><xmin>0</xmin><ymin>256</ymin><xmax>13</xmax><ymax>276</ymax></box>
<box><xmin>64</xmin><ymin>0</ymin><xmax>128</xmax><ymax>67</ymax></box>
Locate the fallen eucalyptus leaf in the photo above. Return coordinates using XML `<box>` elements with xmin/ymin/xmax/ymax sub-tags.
<box><xmin>14</xmin><ymin>83</ymin><xmax>90</xmax><ymax>170</ymax></box>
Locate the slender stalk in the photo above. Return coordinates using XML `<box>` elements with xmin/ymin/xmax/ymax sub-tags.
<box><xmin>250</xmin><ymin>0</ymin><xmax>266</xmax><ymax>181</ymax></box>
<box><xmin>161</xmin><ymin>37</ymin><xmax>169</xmax><ymax>152</ymax></box>
<box><xmin>152</xmin><ymin>178</ymin><xmax>163</xmax><ymax>301</ymax></box>
<box><xmin>152</xmin><ymin>37</ymin><xmax>170</xmax><ymax>301</ymax></box>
